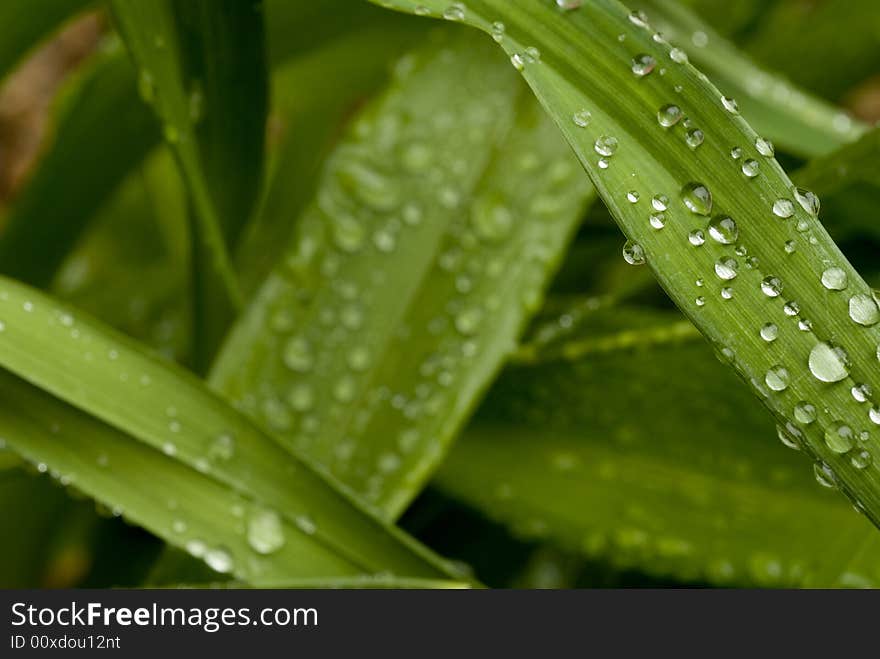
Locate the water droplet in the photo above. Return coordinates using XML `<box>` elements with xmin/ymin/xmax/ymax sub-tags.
<box><xmin>772</xmin><ymin>199</ymin><xmax>794</xmax><ymax>218</ymax></box>
<box><xmin>708</xmin><ymin>216</ymin><xmax>738</xmax><ymax>244</ymax></box>
<box><xmin>622</xmin><ymin>241</ymin><xmax>646</xmax><ymax>265</ymax></box>
<box><xmin>730</xmin><ymin>146</ymin><xmax>742</xmax><ymax>160</ymax></box>
<box><xmin>594</xmin><ymin>135</ymin><xmax>619</xmax><ymax>156</ymax></box>
<box><xmin>651</xmin><ymin>194</ymin><xmax>669</xmax><ymax>211</ymax></box>
<box><xmin>760</xmin><ymin>323</ymin><xmax>778</xmax><ymax>342</ymax></box>
<box><xmin>695</xmin><ymin>296</ymin><xmax>706</xmax><ymax>307</ymax></box>
<box><xmin>794</xmin><ymin>401</ymin><xmax>817</xmax><ymax>424</ymax></box>
<box><xmin>777</xmin><ymin>424</ymin><xmax>801</xmax><ymax>450</ymax></box>
<box><xmin>825</xmin><ymin>422</ymin><xmax>854</xmax><ymax>454</ymax></box>
<box><xmin>626</xmin><ymin>190</ymin><xmax>640</xmax><ymax>203</ymax></box>
<box><xmin>765</xmin><ymin>365</ymin><xmax>790</xmax><ymax>392</ymax></box>
<box><xmin>755</xmin><ymin>137</ymin><xmax>775</xmax><ymax>157</ymax></box>
<box><xmin>848</xmin><ymin>293</ymin><xmax>880</xmax><ymax>326</ymax></box>
<box><xmin>442</xmin><ymin>3</ymin><xmax>465</xmax><ymax>20</ymax></box>
<box><xmin>784</xmin><ymin>240</ymin><xmax>797</xmax><ymax>254</ymax></box>
<box><xmin>287</xmin><ymin>384</ymin><xmax>314</xmax><ymax>412</ymax></box>
<box><xmin>721</xmin><ymin>96</ymin><xmax>739</xmax><ymax>114</ymax></box>
<box><xmin>793</xmin><ymin>187</ymin><xmax>820</xmax><ymax>216</ymax></box>
<box><xmin>556</xmin><ymin>0</ymin><xmax>582</xmax><ymax>9</ymax></box>
<box><xmin>852</xmin><ymin>383</ymin><xmax>872</xmax><ymax>403</ymax></box>
<box><xmin>821</xmin><ymin>267</ymin><xmax>848</xmax><ymax>291</ymax></box>
<box><xmin>333</xmin><ymin>376</ymin><xmax>357</xmax><ymax>403</ymax></box>
<box><xmin>628</xmin><ymin>9</ymin><xmax>649</xmax><ymax>28</ymax></box>
<box><xmin>670</xmin><ymin>47</ymin><xmax>688</xmax><ymax>64</ymax></box>
<box><xmin>760</xmin><ymin>276</ymin><xmax>783</xmax><ymax>297</ymax></box>
<box><xmin>657</xmin><ymin>104</ymin><xmax>682</xmax><ymax>127</ymax></box>
<box><xmin>814</xmin><ymin>462</ymin><xmax>838</xmax><ymax>489</ymax></box>
<box><xmin>471</xmin><ymin>195</ymin><xmax>513</xmax><ymax>242</ymax></box>
<box><xmin>455</xmin><ymin>308</ymin><xmax>482</xmax><ymax>335</ymax></box>
<box><xmin>870</xmin><ymin>407</ymin><xmax>880</xmax><ymax>425</ymax></box>
<box><xmin>680</xmin><ymin>182</ymin><xmax>712</xmax><ymax>215</ymax></box>
<box><xmin>714</xmin><ymin>257</ymin><xmax>738</xmax><ymax>281</ymax></box>
<box><xmin>649</xmin><ymin>213</ymin><xmax>666</xmax><ymax>229</ymax></box>
<box><xmin>783</xmin><ymin>300</ymin><xmax>800</xmax><ymax>316</ymax></box>
<box><xmin>209</xmin><ymin>433</ymin><xmax>235</xmax><ymax>461</ymax></box>
<box><xmin>347</xmin><ymin>346</ymin><xmax>372</xmax><ymax>372</ymax></box>
<box><xmin>247</xmin><ymin>508</ymin><xmax>285</xmax><ymax>555</ymax></box>
<box><xmin>283</xmin><ymin>337</ymin><xmax>313</xmax><ymax>372</ymax></box>
<box><xmin>741</xmin><ymin>159</ymin><xmax>760</xmax><ymax>178</ymax></box>
<box><xmin>685</xmin><ymin>128</ymin><xmax>704</xmax><ymax>149</ymax></box>
<box><xmin>204</xmin><ymin>547</ymin><xmax>233</xmax><ymax>574</ymax></box>
<box><xmin>295</xmin><ymin>515</ymin><xmax>317</xmax><ymax>535</ymax></box>
<box><xmin>510</xmin><ymin>53</ymin><xmax>525</xmax><ymax>71</ymax></box>
<box><xmin>572</xmin><ymin>109</ymin><xmax>592</xmax><ymax>127</ymax></box>
<box><xmin>688</xmin><ymin>229</ymin><xmax>705</xmax><ymax>246</ymax></box>
<box><xmin>491</xmin><ymin>21</ymin><xmax>505</xmax><ymax>42</ymax></box>
<box><xmin>851</xmin><ymin>450</ymin><xmax>872</xmax><ymax>470</ymax></box>
<box><xmin>631</xmin><ymin>54</ymin><xmax>657</xmax><ymax>77</ymax></box>
<box><xmin>808</xmin><ymin>342</ymin><xmax>849</xmax><ymax>383</ymax></box>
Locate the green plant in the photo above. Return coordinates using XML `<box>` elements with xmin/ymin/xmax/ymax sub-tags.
<box><xmin>0</xmin><ymin>0</ymin><xmax>878</xmax><ymax>588</ymax></box>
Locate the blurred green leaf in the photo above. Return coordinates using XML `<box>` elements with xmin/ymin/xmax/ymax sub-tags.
<box><xmin>0</xmin><ymin>0</ymin><xmax>93</xmax><ymax>82</ymax></box>
<box><xmin>236</xmin><ymin>23</ymin><xmax>428</xmax><ymax>295</ymax></box>
<box><xmin>212</xmin><ymin>31</ymin><xmax>593</xmax><ymax>519</ymax></box>
<box><xmin>0</xmin><ymin>276</ymin><xmax>455</xmax><ymax>582</ymax></box>
<box><xmin>437</xmin><ymin>307</ymin><xmax>880</xmax><ymax>587</ymax></box>
<box><xmin>0</xmin><ymin>50</ymin><xmax>159</xmax><ymax>287</ymax></box>
<box><xmin>110</xmin><ymin>0</ymin><xmax>268</xmax><ymax>369</ymax></box>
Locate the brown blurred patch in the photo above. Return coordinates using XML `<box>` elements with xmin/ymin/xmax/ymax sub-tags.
<box><xmin>0</xmin><ymin>12</ymin><xmax>104</xmax><ymax>207</ymax></box>
<box><xmin>846</xmin><ymin>74</ymin><xmax>880</xmax><ymax>125</ymax></box>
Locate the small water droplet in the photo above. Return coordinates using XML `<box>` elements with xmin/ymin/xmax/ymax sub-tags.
<box><xmin>772</xmin><ymin>199</ymin><xmax>794</xmax><ymax>218</ymax></box>
<box><xmin>651</xmin><ymin>194</ymin><xmax>669</xmax><ymax>211</ymax></box>
<box><xmin>755</xmin><ymin>137</ymin><xmax>775</xmax><ymax>157</ymax></box>
<box><xmin>708</xmin><ymin>216</ymin><xmax>738</xmax><ymax>244</ymax></box>
<box><xmin>765</xmin><ymin>365</ymin><xmax>790</xmax><ymax>392</ymax></box>
<box><xmin>793</xmin><ymin>187</ymin><xmax>820</xmax><ymax>216</ymax></box>
<box><xmin>631</xmin><ymin>54</ymin><xmax>657</xmax><ymax>77</ymax></box>
<box><xmin>626</xmin><ymin>190</ymin><xmax>640</xmax><ymax>203</ymax></box>
<box><xmin>442</xmin><ymin>3</ymin><xmax>465</xmax><ymax>20</ymax></box>
<box><xmin>622</xmin><ymin>241</ymin><xmax>646</xmax><ymax>265</ymax></box>
<box><xmin>814</xmin><ymin>462</ymin><xmax>838</xmax><ymax>489</ymax></box>
<box><xmin>594</xmin><ymin>135</ymin><xmax>619</xmax><ymax>156</ymax></box>
<box><xmin>670</xmin><ymin>47</ymin><xmax>688</xmax><ymax>64</ymax></box>
<box><xmin>851</xmin><ymin>450</ymin><xmax>872</xmax><ymax>470</ymax></box>
<box><xmin>741</xmin><ymin>159</ymin><xmax>760</xmax><ymax>178</ymax></box>
<box><xmin>794</xmin><ymin>401</ymin><xmax>817</xmax><ymax>424</ymax></box>
<box><xmin>680</xmin><ymin>182</ymin><xmax>712</xmax><ymax>215</ymax></box>
<box><xmin>657</xmin><ymin>104</ymin><xmax>682</xmax><ymax>127</ymax></box>
<box><xmin>721</xmin><ymin>96</ymin><xmax>739</xmax><ymax>114</ymax></box>
<box><xmin>685</xmin><ymin>128</ymin><xmax>704</xmax><ymax>149</ymax></box>
<box><xmin>714</xmin><ymin>257</ymin><xmax>738</xmax><ymax>281</ymax></box>
<box><xmin>247</xmin><ymin>508</ymin><xmax>285</xmax><ymax>555</ymax></box>
<box><xmin>204</xmin><ymin>546</ymin><xmax>233</xmax><ymax>574</ymax></box>
<box><xmin>572</xmin><ymin>109</ymin><xmax>592</xmax><ymax>127</ymax></box>
<box><xmin>825</xmin><ymin>421</ymin><xmax>854</xmax><ymax>454</ymax></box>
<box><xmin>760</xmin><ymin>276</ymin><xmax>783</xmax><ymax>297</ymax></box>
<box><xmin>760</xmin><ymin>323</ymin><xmax>778</xmax><ymax>342</ymax></box>
<box><xmin>688</xmin><ymin>229</ymin><xmax>705</xmax><ymax>246</ymax></box>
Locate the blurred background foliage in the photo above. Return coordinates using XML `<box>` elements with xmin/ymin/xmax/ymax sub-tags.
<box><xmin>0</xmin><ymin>0</ymin><xmax>878</xmax><ymax>588</ymax></box>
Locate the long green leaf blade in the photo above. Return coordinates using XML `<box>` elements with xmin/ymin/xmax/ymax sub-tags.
<box><xmin>0</xmin><ymin>276</ymin><xmax>453</xmax><ymax>581</ymax></box>
<box><xmin>211</xmin><ymin>31</ymin><xmax>593</xmax><ymax>518</ymax></box>
<box><xmin>372</xmin><ymin>0</ymin><xmax>880</xmax><ymax>528</ymax></box>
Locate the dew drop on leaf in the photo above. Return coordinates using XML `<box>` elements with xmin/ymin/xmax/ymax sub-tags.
<box><xmin>680</xmin><ymin>182</ymin><xmax>712</xmax><ymax>215</ymax></box>
<box><xmin>772</xmin><ymin>199</ymin><xmax>794</xmax><ymax>218</ymax></box>
<box><xmin>622</xmin><ymin>241</ymin><xmax>646</xmax><ymax>265</ymax></box>
<box><xmin>848</xmin><ymin>293</ymin><xmax>880</xmax><ymax>326</ymax></box>
<box><xmin>708</xmin><ymin>216</ymin><xmax>738</xmax><ymax>244</ymax></box>
<box><xmin>247</xmin><ymin>508</ymin><xmax>285</xmax><ymax>555</ymax></box>
<box><xmin>631</xmin><ymin>54</ymin><xmax>656</xmax><ymax>77</ymax></box>
<box><xmin>808</xmin><ymin>341</ymin><xmax>849</xmax><ymax>383</ymax></box>
<box><xmin>824</xmin><ymin>422</ymin><xmax>854</xmax><ymax>454</ymax></box>
<box><xmin>821</xmin><ymin>267</ymin><xmax>848</xmax><ymax>291</ymax></box>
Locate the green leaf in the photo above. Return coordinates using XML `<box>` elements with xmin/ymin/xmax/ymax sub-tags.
<box><xmin>110</xmin><ymin>0</ymin><xmax>268</xmax><ymax>368</ymax></box>
<box><xmin>211</xmin><ymin>31</ymin><xmax>593</xmax><ymax>519</ymax></box>
<box><xmin>0</xmin><ymin>50</ymin><xmax>160</xmax><ymax>288</ymax></box>
<box><xmin>373</xmin><ymin>0</ymin><xmax>880</xmax><ymax>530</ymax></box>
<box><xmin>437</xmin><ymin>307</ymin><xmax>880</xmax><ymax>587</ymax></box>
<box><xmin>235</xmin><ymin>22</ymin><xmax>429</xmax><ymax>295</ymax></box>
<box><xmin>0</xmin><ymin>276</ymin><xmax>454</xmax><ymax>582</ymax></box>
<box><xmin>0</xmin><ymin>0</ymin><xmax>92</xmax><ymax>82</ymax></box>
<box><xmin>633</xmin><ymin>0</ymin><xmax>867</xmax><ymax>157</ymax></box>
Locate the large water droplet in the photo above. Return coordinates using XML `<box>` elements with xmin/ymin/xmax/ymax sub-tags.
<box><xmin>760</xmin><ymin>323</ymin><xmax>778</xmax><ymax>342</ymax></box>
<box><xmin>808</xmin><ymin>342</ymin><xmax>849</xmax><ymax>383</ymax></box>
<box><xmin>755</xmin><ymin>137</ymin><xmax>775</xmax><ymax>157</ymax></box>
<box><xmin>772</xmin><ymin>199</ymin><xmax>794</xmax><ymax>218</ymax></box>
<box><xmin>714</xmin><ymin>257</ymin><xmax>738</xmax><ymax>281</ymax></box>
<box><xmin>594</xmin><ymin>135</ymin><xmax>619</xmax><ymax>156</ymax></box>
<box><xmin>793</xmin><ymin>187</ymin><xmax>820</xmax><ymax>216</ymax></box>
